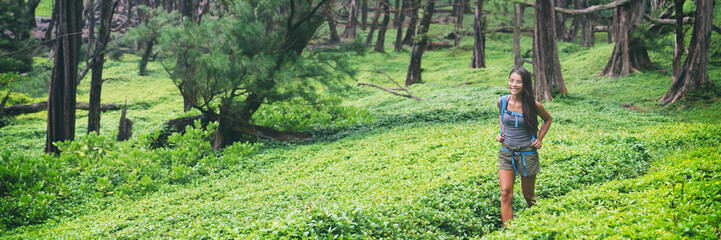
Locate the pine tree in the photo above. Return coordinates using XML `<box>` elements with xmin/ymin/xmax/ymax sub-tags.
<box><xmin>160</xmin><ymin>0</ymin><xmax>354</xmax><ymax>148</ymax></box>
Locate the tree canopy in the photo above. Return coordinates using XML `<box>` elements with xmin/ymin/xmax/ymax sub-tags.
<box><xmin>159</xmin><ymin>0</ymin><xmax>357</xmax><ymax>148</ymax></box>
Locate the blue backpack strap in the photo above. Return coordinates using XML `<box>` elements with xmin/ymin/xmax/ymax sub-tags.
<box><xmin>500</xmin><ymin>95</ymin><xmax>538</xmax><ymax>144</ymax></box>
<box><xmin>499</xmin><ymin>95</ymin><xmax>509</xmax><ymax>135</ymax></box>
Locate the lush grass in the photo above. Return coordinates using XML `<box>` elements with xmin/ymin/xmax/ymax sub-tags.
<box><xmin>484</xmin><ymin>129</ymin><xmax>721</xmax><ymax>239</ymax></box>
<box><xmin>3</xmin><ymin>2</ymin><xmax>721</xmax><ymax>238</ymax></box>
<box><xmin>35</xmin><ymin>0</ymin><xmax>54</xmax><ymax>18</ymax></box>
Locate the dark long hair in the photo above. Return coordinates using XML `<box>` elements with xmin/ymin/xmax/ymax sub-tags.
<box><xmin>510</xmin><ymin>66</ymin><xmax>538</xmax><ymax>136</ymax></box>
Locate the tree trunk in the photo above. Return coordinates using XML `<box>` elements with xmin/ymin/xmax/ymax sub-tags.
<box><xmin>607</xmin><ymin>10</ymin><xmax>615</xmax><ymax>43</ymax></box>
<box><xmin>362</xmin><ymin>0</ymin><xmax>368</xmax><ymax>30</ymax></box>
<box><xmin>46</xmin><ymin>0</ymin><xmax>83</xmax><ymax>155</ymax></box>
<box><xmin>182</xmin><ymin>0</ymin><xmax>194</xmax><ymax>21</ymax></box>
<box><xmin>327</xmin><ymin>14</ymin><xmax>341</xmax><ymax>43</ymax></box>
<box><xmin>0</xmin><ymin>91</ymin><xmax>11</xmax><ymax>117</ymax></box>
<box><xmin>661</xmin><ymin>0</ymin><xmax>715</xmax><ymax>105</ymax></box>
<box><xmin>555</xmin><ymin>0</ymin><xmax>568</xmax><ymax>41</ymax></box>
<box><xmin>513</xmin><ymin>3</ymin><xmax>524</xmax><ymax>67</ymax></box>
<box><xmin>85</xmin><ymin>0</ymin><xmax>96</xmax><ymax>61</ymax></box>
<box><xmin>24</xmin><ymin>0</ymin><xmax>42</xmax><ymax>41</ymax></box>
<box><xmin>394</xmin><ymin>0</ymin><xmax>406</xmax><ymax>51</ymax></box>
<box><xmin>116</xmin><ymin>104</ymin><xmax>133</xmax><ymax>141</ymax></box>
<box><xmin>366</xmin><ymin>0</ymin><xmax>383</xmax><ymax>47</ymax></box>
<box><xmin>195</xmin><ymin>0</ymin><xmax>209</xmax><ymax>24</ymax></box>
<box><xmin>405</xmin><ymin>0</ymin><xmax>435</xmax><ymax>86</ymax></box>
<box><xmin>124</xmin><ymin>0</ymin><xmax>133</xmax><ymax>30</ymax></box>
<box><xmin>212</xmin><ymin>92</ymin><xmax>264</xmax><ymax>149</ymax></box>
<box><xmin>565</xmin><ymin>13</ymin><xmax>580</xmax><ymax>42</ymax></box>
<box><xmin>393</xmin><ymin>0</ymin><xmax>408</xmax><ymax>51</ymax></box>
<box><xmin>342</xmin><ymin>0</ymin><xmax>359</xmax><ymax>39</ymax></box>
<box><xmin>179</xmin><ymin>0</ymin><xmax>196</xmax><ymax>111</ymax></box>
<box><xmin>651</xmin><ymin>0</ymin><xmax>669</xmax><ymax>11</ymax></box>
<box><xmin>374</xmin><ymin>0</ymin><xmax>391</xmax><ymax>52</ymax></box>
<box><xmin>577</xmin><ymin>0</ymin><xmax>594</xmax><ymax>48</ymax></box>
<box><xmin>533</xmin><ymin>0</ymin><xmax>567</xmax><ymax>101</ymax></box>
<box><xmin>139</xmin><ymin>40</ymin><xmax>154</xmax><ymax>76</ymax></box>
<box><xmin>470</xmin><ymin>0</ymin><xmax>486</xmax><ymax>68</ymax></box>
<box><xmin>454</xmin><ymin>0</ymin><xmax>464</xmax><ymax>46</ymax></box>
<box><xmin>672</xmin><ymin>0</ymin><xmax>685</xmax><ymax>82</ymax></box>
<box><xmin>599</xmin><ymin>0</ymin><xmax>655</xmax><ymax>77</ymax></box>
<box><xmin>45</xmin><ymin>3</ymin><xmax>58</xmax><ymax>41</ymax></box>
<box><xmin>165</xmin><ymin>0</ymin><xmax>174</xmax><ymax>12</ymax></box>
<box><xmin>402</xmin><ymin>0</ymin><xmax>420</xmax><ymax>45</ymax></box>
<box><xmin>88</xmin><ymin>0</ymin><xmax>117</xmax><ymax>134</ymax></box>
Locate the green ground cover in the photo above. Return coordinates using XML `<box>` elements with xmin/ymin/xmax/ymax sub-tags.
<box><xmin>3</xmin><ymin>2</ymin><xmax>721</xmax><ymax>238</ymax></box>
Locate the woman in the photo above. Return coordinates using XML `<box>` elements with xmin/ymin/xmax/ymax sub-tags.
<box><xmin>495</xmin><ymin>66</ymin><xmax>552</xmax><ymax>226</ymax></box>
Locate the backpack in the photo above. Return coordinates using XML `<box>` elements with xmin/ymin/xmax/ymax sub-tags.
<box><xmin>499</xmin><ymin>95</ymin><xmax>535</xmax><ymax>142</ymax></box>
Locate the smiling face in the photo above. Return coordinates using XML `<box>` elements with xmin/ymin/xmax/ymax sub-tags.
<box><xmin>508</xmin><ymin>72</ymin><xmax>523</xmax><ymax>95</ymax></box>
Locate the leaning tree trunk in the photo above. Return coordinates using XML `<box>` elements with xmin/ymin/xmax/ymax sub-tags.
<box><xmin>402</xmin><ymin>0</ymin><xmax>420</xmax><ymax>45</ymax></box>
<box><xmin>327</xmin><ymin>13</ymin><xmax>341</xmax><ymax>43</ymax></box>
<box><xmin>661</xmin><ymin>0</ymin><xmax>715</xmax><ymax>105</ymax></box>
<box><xmin>47</xmin><ymin>0</ymin><xmax>83</xmax><ymax>155</ymax></box>
<box><xmin>454</xmin><ymin>0</ymin><xmax>464</xmax><ymax>46</ymax></box>
<box><xmin>513</xmin><ymin>3</ymin><xmax>524</xmax><ymax>67</ymax></box>
<box><xmin>374</xmin><ymin>0</ymin><xmax>391</xmax><ymax>52</ymax></box>
<box><xmin>139</xmin><ymin>39</ymin><xmax>154</xmax><ymax>76</ymax></box>
<box><xmin>405</xmin><ymin>0</ymin><xmax>435</xmax><ymax>86</ymax></box>
<box><xmin>366</xmin><ymin>0</ymin><xmax>383</xmax><ymax>47</ymax></box>
<box><xmin>599</xmin><ymin>0</ymin><xmax>655</xmax><ymax>77</ymax></box>
<box><xmin>470</xmin><ymin>0</ymin><xmax>486</xmax><ymax>68</ymax></box>
<box><xmin>533</xmin><ymin>0</ymin><xmax>567</xmax><ymax>101</ymax></box>
<box><xmin>137</xmin><ymin>0</ymin><xmax>153</xmax><ymax>76</ymax></box>
<box><xmin>88</xmin><ymin>0</ymin><xmax>117</xmax><ymax>134</ymax></box>
<box><xmin>672</xmin><ymin>0</ymin><xmax>685</xmax><ymax>82</ymax></box>
<box><xmin>394</xmin><ymin>0</ymin><xmax>406</xmax><ymax>51</ymax></box>
<box><xmin>342</xmin><ymin>0</ymin><xmax>359</xmax><ymax>39</ymax></box>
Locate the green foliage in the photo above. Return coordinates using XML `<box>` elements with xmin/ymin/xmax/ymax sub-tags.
<box><xmin>486</xmin><ymin>145</ymin><xmax>721</xmax><ymax>239</ymax></box>
<box><xmin>253</xmin><ymin>95</ymin><xmax>373</xmax><ymax>132</ymax></box>
<box><xmin>158</xmin><ymin>0</ymin><xmax>356</xmax><ymax>123</ymax></box>
<box><xmin>2</xmin><ymin>2</ymin><xmax>721</xmax><ymax>238</ymax></box>
<box><xmin>0</xmin><ymin>120</ymin><xmax>263</xmax><ymax>231</ymax></box>
<box><xmin>0</xmin><ymin>0</ymin><xmax>35</xmax><ymax>73</ymax></box>
<box><xmin>6</xmin><ymin>58</ymin><xmax>52</xmax><ymax>98</ymax></box>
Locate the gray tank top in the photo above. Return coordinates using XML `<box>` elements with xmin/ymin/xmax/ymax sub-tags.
<box><xmin>503</xmin><ymin>110</ymin><xmax>533</xmax><ymax>146</ymax></box>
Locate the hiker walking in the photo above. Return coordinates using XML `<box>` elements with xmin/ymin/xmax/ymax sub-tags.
<box><xmin>496</xmin><ymin>66</ymin><xmax>552</xmax><ymax>226</ymax></box>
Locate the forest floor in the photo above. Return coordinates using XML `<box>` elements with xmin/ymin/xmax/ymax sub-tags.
<box><xmin>2</xmin><ymin>2</ymin><xmax>721</xmax><ymax>239</ymax></box>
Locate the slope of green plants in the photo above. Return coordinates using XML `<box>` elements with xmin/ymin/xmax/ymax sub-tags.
<box><xmin>484</xmin><ymin>128</ymin><xmax>721</xmax><ymax>239</ymax></box>
<box><xmin>2</xmin><ymin>2</ymin><xmax>721</xmax><ymax>238</ymax></box>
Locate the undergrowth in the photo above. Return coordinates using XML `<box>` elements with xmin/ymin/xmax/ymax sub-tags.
<box><xmin>2</xmin><ymin>1</ymin><xmax>721</xmax><ymax>238</ymax></box>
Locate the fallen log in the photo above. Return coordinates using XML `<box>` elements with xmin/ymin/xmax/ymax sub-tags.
<box><xmin>2</xmin><ymin>101</ymin><xmax>121</xmax><ymax>117</ymax></box>
<box><xmin>489</xmin><ymin>27</ymin><xmax>533</xmax><ymax>33</ymax></box>
<box><xmin>151</xmin><ymin>113</ymin><xmax>310</xmax><ymax>148</ymax></box>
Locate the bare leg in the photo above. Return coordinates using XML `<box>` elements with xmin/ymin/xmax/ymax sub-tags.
<box><xmin>499</xmin><ymin>169</ymin><xmax>516</xmax><ymax>226</ymax></box>
<box><xmin>521</xmin><ymin>174</ymin><xmax>537</xmax><ymax>208</ymax></box>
